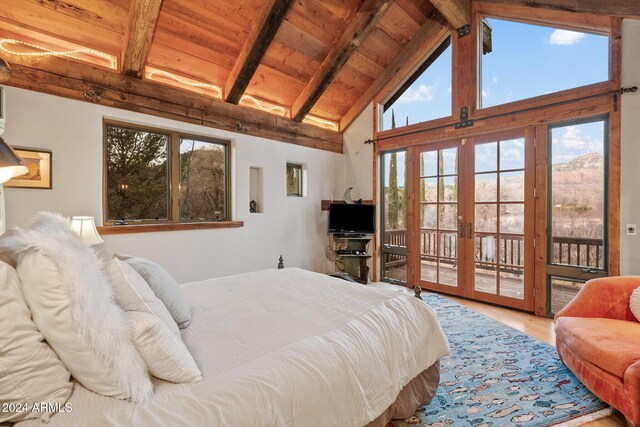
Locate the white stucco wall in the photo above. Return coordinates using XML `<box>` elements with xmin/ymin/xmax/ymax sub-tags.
<box><xmin>1</xmin><ymin>86</ymin><xmax>345</xmax><ymax>282</ymax></box>
<box><xmin>620</xmin><ymin>19</ymin><xmax>640</xmax><ymax>275</ymax></box>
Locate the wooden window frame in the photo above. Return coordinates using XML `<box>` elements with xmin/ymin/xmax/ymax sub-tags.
<box><xmin>103</xmin><ymin>119</ymin><xmax>232</xmax><ymax>226</ymax></box>
<box><xmin>474</xmin><ymin>2</ymin><xmax>618</xmax><ymax>118</ymax></box>
<box><xmin>371</xmin><ymin>3</ymin><xmax>622</xmax><ymax>316</ymax></box>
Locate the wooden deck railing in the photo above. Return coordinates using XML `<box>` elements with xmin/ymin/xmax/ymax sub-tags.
<box><xmin>383</xmin><ymin>229</ymin><xmax>604</xmax><ymax>271</ymax></box>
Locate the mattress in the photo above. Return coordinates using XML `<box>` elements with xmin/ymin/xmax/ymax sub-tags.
<box><xmin>15</xmin><ymin>268</ymin><xmax>450</xmax><ymax>427</ymax></box>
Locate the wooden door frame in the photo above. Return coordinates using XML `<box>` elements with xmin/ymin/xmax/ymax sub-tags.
<box><xmin>464</xmin><ymin>127</ymin><xmax>536</xmax><ymax>312</ymax></box>
<box><xmin>410</xmin><ymin>138</ymin><xmax>466</xmax><ymax>296</ymax></box>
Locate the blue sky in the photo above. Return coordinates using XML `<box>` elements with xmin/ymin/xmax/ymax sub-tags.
<box><xmin>382</xmin><ymin>18</ymin><xmax>608</xmax><ymax>128</ymax></box>
<box><xmin>383</xmin><ymin>18</ymin><xmax>608</xmax><ymax>185</ymax></box>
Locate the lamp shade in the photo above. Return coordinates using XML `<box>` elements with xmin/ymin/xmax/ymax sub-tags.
<box><xmin>0</xmin><ymin>137</ymin><xmax>28</xmax><ymax>184</ymax></box>
<box><xmin>70</xmin><ymin>216</ymin><xmax>104</xmax><ymax>246</ymax></box>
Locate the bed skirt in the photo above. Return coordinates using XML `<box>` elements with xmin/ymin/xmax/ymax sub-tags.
<box><xmin>366</xmin><ymin>361</ymin><xmax>441</xmax><ymax>427</ymax></box>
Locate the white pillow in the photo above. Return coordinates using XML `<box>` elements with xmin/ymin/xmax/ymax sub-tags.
<box><xmin>108</xmin><ymin>258</ymin><xmax>180</xmax><ymax>337</ymax></box>
<box><xmin>115</xmin><ymin>254</ymin><xmax>191</xmax><ymax>328</ymax></box>
<box><xmin>631</xmin><ymin>286</ymin><xmax>640</xmax><ymax>321</ymax></box>
<box><xmin>0</xmin><ymin>262</ymin><xmax>72</xmax><ymax>423</ymax></box>
<box><xmin>1</xmin><ymin>212</ymin><xmax>152</xmax><ymax>402</ymax></box>
<box><xmin>126</xmin><ymin>311</ymin><xmax>202</xmax><ymax>383</ymax></box>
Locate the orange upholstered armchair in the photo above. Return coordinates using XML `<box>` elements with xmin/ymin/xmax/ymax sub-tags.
<box><xmin>555</xmin><ymin>276</ymin><xmax>640</xmax><ymax>426</ymax></box>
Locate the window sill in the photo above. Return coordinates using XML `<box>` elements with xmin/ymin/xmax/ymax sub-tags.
<box><xmin>97</xmin><ymin>221</ymin><xmax>244</xmax><ymax>235</ymax></box>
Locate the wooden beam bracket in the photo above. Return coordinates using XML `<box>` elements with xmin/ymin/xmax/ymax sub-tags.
<box><xmin>460</xmin><ymin>106</ymin><xmax>469</xmax><ymax>120</ymax></box>
<box><xmin>457</xmin><ymin>24</ymin><xmax>471</xmax><ymax>37</ymax></box>
<box><xmin>454</xmin><ymin>119</ymin><xmax>475</xmax><ymax>129</ymax></box>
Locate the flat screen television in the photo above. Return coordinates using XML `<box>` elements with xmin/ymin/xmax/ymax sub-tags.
<box><xmin>328</xmin><ymin>203</ymin><xmax>375</xmax><ymax>235</ymax></box>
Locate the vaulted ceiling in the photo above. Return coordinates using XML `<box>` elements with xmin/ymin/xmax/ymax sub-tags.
<box><xmin>0</xmin><ymin>0</ymin><xmax>638</xmax><ymax>146</ymax></box>
<box><xmin>0</xmin><ymin>0</ymin><xmax>450</xmax><ymax>134</ymax></box>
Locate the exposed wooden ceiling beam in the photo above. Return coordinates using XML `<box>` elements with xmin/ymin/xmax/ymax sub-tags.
<box><xmin>224</xmin><ymin>0</ymin><xmax>295</xmax><ymax>104</ymax></box>
<box><xmin>480</xmin><ymin>0</ymin><xmax>640</xmax><ymax>19</ymax></box>
<box><xmin>5</xmin><ymin>56</ymin><xmax>342</xmax><ymax>152</ymax></box>
<box><xmin>122</xmin><ymin>0</ymin><xmax>163</xmax><ymax>77</ymax></box>
<box><xmin>340</xmin><ymin>17</ymin><xmax>449</xmax><ymax>131</ymax></box>
<box><xmin>429</xmin><ymin>0</ymin><xmax>470</xmax><ymax>29</ymax></box>
<box><xmin>290</xmin><ymin>0</ymin><xmax>394</xmax><ymax>122</ymax></box>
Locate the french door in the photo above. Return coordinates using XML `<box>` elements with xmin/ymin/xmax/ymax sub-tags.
<box><xmin>412</xmin><ymin>128</ymin><xmax>535</xmax><ymax>311</ymax></box>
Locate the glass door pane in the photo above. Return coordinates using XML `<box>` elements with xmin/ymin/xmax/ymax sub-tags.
<box><xmin>547</xmin><ymin>119</ymin><xmax>608</xmax><ymax>314</ymax></box>
<box><xmin>381</xmin><ymin>150</ymin><xmax>408</xmax><ymax>283</ymax></box>
<box><xmin>473</xmin><ymin>138</ymin><xmax>526</xmax><ymax>300</ymax></box>
<box><xmin>419</xmin><ymin>147</ymin><xmax>459</xmax><ymax>287</ymax></box>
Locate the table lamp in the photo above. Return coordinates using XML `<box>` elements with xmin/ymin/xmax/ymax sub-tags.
<box><xmin>71</xmin><ymin>216</ymin><xmax>104</xmax><ymax>246</ymax></box>
<box><xmin>0</xmin><ymin>136</ymin><xmax>29</xmax><ymax>234</ymax></box>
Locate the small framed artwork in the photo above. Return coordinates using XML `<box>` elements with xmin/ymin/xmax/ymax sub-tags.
<box><xmin>5</xmin><ymin>147</ymin><xmax>52</xmax><ymax>189</ymax></box>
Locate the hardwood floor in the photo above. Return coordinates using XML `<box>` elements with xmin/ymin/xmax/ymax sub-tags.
<box><xmin>371</xmin><ymin>282</ymin><xmax>627</xmax><ymax>427</ymax></box>
<box><xmin>384</xmin><ymin>262</ymin><xmax>581</xmax><ymax>313</ymax></box>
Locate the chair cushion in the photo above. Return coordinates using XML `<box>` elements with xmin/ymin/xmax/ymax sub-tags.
<box><xmin>555</xmin><ymin>317</ymin><xmax>640</xmax><ymax>378</ymax></box>
<box><xmin>631</xmin><ymin>286</ymin><xmax>640</xmax><ymax>321</ymax></box>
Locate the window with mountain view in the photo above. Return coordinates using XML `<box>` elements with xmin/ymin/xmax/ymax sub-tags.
<box><xmin>382</xmin><ymin>37</ymin><xmax>452</xmax><ymax>130</ymax></box>
<box><xmin>480</xmin><ymin>18</ymin><xmax>609</xmax><ymax>109</ymax></box>
<box><xmin>548</xmin><ymin>118</ymin><xmax>607</xmax><ymax>313</ymax></box>
<box><xmin>105</xmin><ymin>123</ymin><xmax>230</xmax><ymax>223</ymax></box>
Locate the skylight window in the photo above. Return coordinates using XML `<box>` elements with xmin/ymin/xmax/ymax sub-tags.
<box><xmin>480</xmin><ymin>18</ymin><xmax>609</xmax><ymax>109</ymax></box>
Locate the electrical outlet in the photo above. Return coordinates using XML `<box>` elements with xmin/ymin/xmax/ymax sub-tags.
<box><xmin>626</xmin><ymin>224</ymin><xmax>637</xmax><ymax>236</ymax></box>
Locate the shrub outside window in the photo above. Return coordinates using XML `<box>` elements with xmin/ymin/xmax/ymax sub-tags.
<box><xmin>104</xmin><ymin>122</ymin><xmax>230</xmax><ymax>223</ymax></box>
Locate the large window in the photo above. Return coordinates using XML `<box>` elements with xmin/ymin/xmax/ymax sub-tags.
<box><xmin>382</xmin><ymin>36</ymin><xmax>452</xmax><ymax>130</ymax></box>
<box><xmin>480</xmin><ymin>18</ymin><xmax>609</xmax><ymax>109</ymax></box>
<box><xmin>105</xmin><ymin>122</ymin><xmax>230</xmax><ymax>223</ymax></box>
<box><xmin>547</xmin><ymin>117</ymin><xmax>608</xmax><ymax>314</ymax></box>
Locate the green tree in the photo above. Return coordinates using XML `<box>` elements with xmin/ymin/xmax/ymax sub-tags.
<box><xmin>388</xmin><ymin>110</ymin><xmax>399</xmax><ymax>229</ymax></box>
<box><xmin>106</xmin><ymin>126</ymin><xmax>169</xmax><ymax>221</ymax></box>
<box><xmin>179</xmin><ymin>141</ymin><xmax>226</xmax><ymax>219</ymax></box>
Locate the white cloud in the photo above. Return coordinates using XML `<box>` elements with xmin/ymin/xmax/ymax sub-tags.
<box><xmin>397</xmin><ymin>84</ymin><xmax>434</xmax><ymax>104</ymax></box>
<box><xmin>504</xmin><ymin>90</ymin><xmax>514</xmax><ymax>103</ymax></box>
<box><xmin>482</xmin><ymin>88</ymin><xmax>490</xmax><ymax>98</ymax></box>
<box><xmin>492</xmin><ymin>76</ymin><xmax>498</xmax><ymax>84</ymax></box>
<box><xmin>549</xmin><ymin>29</ymin><xmax>585</xmax><ymax>45</ymax></box>
<box><xmin>554</xmin><ymin>126</ymin><xmax>602</xmax><ymax>154</ymax></box>
<box><xmin>447</xmin><ymin>86</ymin><xmax>452</xmax><ymax>94</ymax></box>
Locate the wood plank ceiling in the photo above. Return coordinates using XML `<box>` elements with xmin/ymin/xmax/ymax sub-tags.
<box><xmin>0</xmin><ymin>0</ymin><xmax>638</xmax><ymax>143</ymax></box>
<box><xmin>0</xmin><ymin>0</ymin><xmax>447</xmax><ymax>136</ymax></box>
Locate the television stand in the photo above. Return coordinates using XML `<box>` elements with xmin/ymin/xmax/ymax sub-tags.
<box><xmin>329</xmin><ymin>233</ymin><xmax>373</xmax><ymax>284</ymax></box>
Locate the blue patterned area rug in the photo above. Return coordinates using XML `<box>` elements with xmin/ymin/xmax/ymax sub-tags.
<box><xmin>392</xmin><ymin>294</ymin><xmax>611</xmax><ymax>427</ymax></box>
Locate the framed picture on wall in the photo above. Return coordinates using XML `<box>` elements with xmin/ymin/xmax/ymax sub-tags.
<box><xmin>5</xmin><ymin>147</ymin><xmax>52</xmax><ymax>189</ymax></box>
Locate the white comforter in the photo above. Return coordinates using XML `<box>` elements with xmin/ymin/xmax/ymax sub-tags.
<box><xmin>16</xmin><ymin>268</ymin><xmax>449</xmax><ymax>427</ymax></box>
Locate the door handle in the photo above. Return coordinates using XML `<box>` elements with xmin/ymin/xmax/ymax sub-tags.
<box><xmin>458</xmin><ymin>222</ymin><xmax>464</xmax><ymax>238</ymax></box>
<box><xmin>467</xmin><ymin>223</ymin><xmax>473</xmax><ymax>239</ymax></box>
<box><xmin>580</xmin><ymin>268</ymin><xmax>599</xmax><ymax>274</ymax></box>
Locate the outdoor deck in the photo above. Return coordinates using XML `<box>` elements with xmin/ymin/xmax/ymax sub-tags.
<box><xmin>384</xmin><ymin>262</ymin><xmax>581</xmax><ymax>313</ymax></box>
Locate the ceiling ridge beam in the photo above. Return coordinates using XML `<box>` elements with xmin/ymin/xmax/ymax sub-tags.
<box><xmin>479</xmin><ymin>0</ymin><xmax>640</xmax><ymax>19</ymax></box>
<box><xmin>122</xmin><ymin>0</ymin><xmax>164</xmax><ymax>77</ymax></box>
<box><xmin>5</xmin><ymin>57</ymin><xmax>342</xmax><ymax>152</ymax></box>
<box><xmin>429</xmin><ymin>0</ymin><xmax>470</xmax><ymax>30</ymax></box>
<box><xmin>340</xmin><ymin>16</ymin><xmax>450</xmax><ymax>132</ymax></box>
<box><xmin>290</xmin><ymin>0</ymin><xmax>394</xmax><ymax>123</ymax></box>
<box><xmin>224</xmin><ymin>0</ymin><xmax>295</xmax><ymax>104</ymax></box>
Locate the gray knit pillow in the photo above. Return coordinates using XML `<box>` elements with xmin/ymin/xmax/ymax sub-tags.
<box><xmin>113</xmin><ymin>254</ymin><xmax>191</xmax><ymax>329</ymax></box>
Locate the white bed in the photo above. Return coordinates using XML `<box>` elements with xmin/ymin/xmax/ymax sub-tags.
<box><xmin>15</xmin><ymin>268</ymin><xmax>449</xmax><ymax>427</ymax></box>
